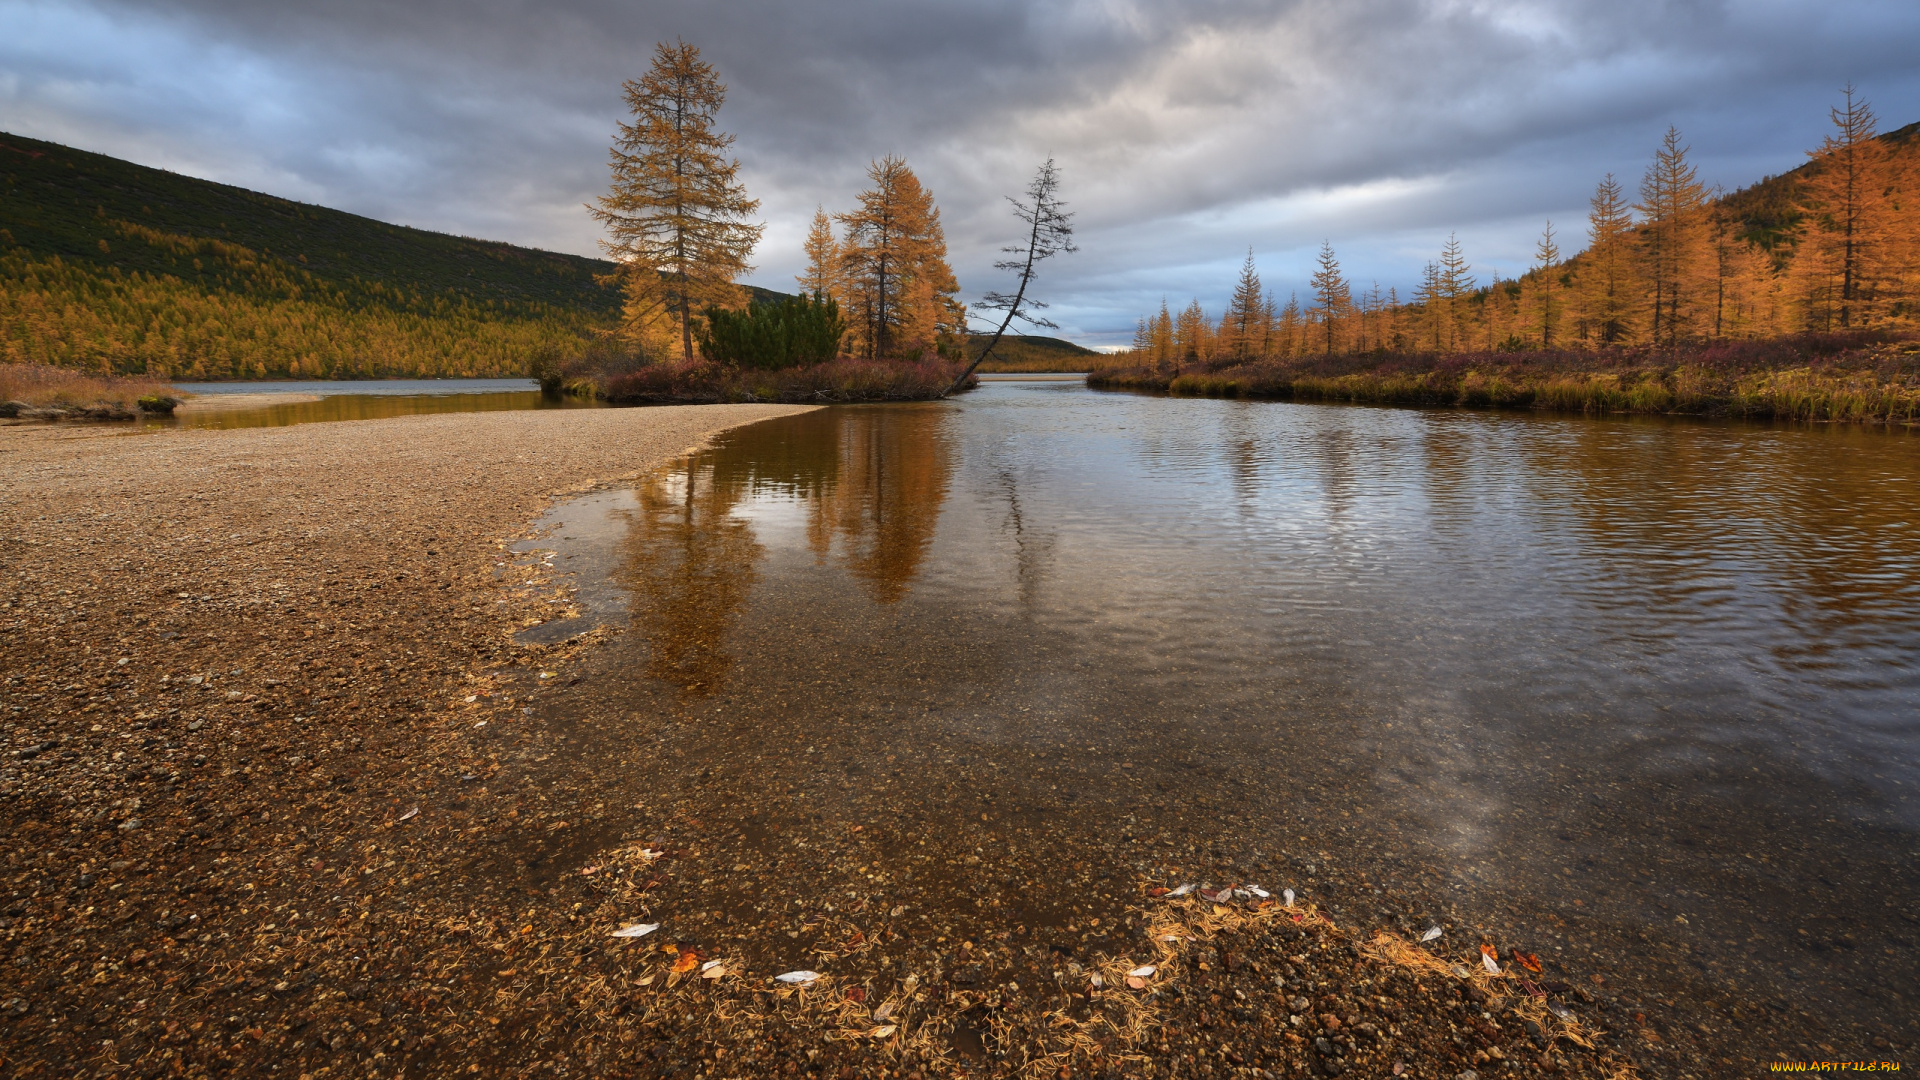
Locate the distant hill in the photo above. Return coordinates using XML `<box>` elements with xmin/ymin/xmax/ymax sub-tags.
<box><xmin>966</xmin><ymin>333</ymin><xmax>1102</xmax><ymax>372</ymax></box>
<box><xmin>0</xmin><ymin>132</ymin><xmax>785</xmax><ymax>379</ymax></box>
<box><xmin>1718</xmin><ymin>118</ymin><xmax>1920</xmax><ymax>252</ymax></box>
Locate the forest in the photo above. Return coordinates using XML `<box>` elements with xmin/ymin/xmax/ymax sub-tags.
<box><xmin>1095</xmin><ymin>92</ymin><xmax>1920</xmax><ymax>420</ymax></box>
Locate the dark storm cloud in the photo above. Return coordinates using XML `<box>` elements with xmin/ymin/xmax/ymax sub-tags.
<box><xmin>5</xmin><ymin>0</ymin><xmax>1918</xmax><ymax>343</ymax></box>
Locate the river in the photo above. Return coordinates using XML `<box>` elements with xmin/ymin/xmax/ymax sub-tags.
<box><xmin>515</xmin><ymin>379</ymin><xmax>1918</xmax><ymax>1066</ymax></box>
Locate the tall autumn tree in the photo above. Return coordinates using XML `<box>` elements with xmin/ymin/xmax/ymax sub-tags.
<box><xmin>1223</xmin><ymin>250</ymin><xmax>1265</xmax><ymax>360</ymax></box>
<box><xmin>797</xmin><ymin>207</ymin><xmax>841</xmax><ymax>300</ymax></box>
<box><xmin>1580</xmin><ymin>174</ymin><xmax>1636</xmax><ymax>344</ymax></box>
<box><xmin>1309</xmin><ymin>241</ymin><xmax>1351</xmax><ymax>359</ymax></box>
<box><xmin>1438</xmin><ymin>234</ymin><xmax>1475</xmax><ymax>350</ymax></box>
<box><xmin>1799</xmin><ymin>86</ymin><xmax>1893</xmax><ymax>327</ymax></box>
<box><xmin>1638</xmin><ymin>127</ymin><xmax>1709</xmax><ymax>345</ymax></box>
<box><xmin>1528</xmin><ymin>221</ymin><xmax>1562</xmax><ymax>348</ymax></box>
<box><xmin>836</xmin><ymin>156</ymin><xmax>960</xmax><ymax>359</ymax></box>
<box><xmin>593</xmin><ymin>42</ymin><xmax>763</xmax><ymax>362</ymax></box>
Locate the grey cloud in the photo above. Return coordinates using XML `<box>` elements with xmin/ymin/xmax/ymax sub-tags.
<box><xmin>4</xmin><ymin>0</ymin><xmax>1918</xmax><ymax>344</ymax></box>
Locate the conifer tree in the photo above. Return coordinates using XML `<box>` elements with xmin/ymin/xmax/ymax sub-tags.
<box><xmin>1309</xmin><ymin>241</ymin><xmax>1351</xmax><ymax>358</ymax></box>
<box><xmin>1580</xmin><ymin>174</ymin><xmax>1636</xmax><ymax>344</ymax></box>
<box><xmin>1279</xmin><ymin>292</ymin><xmax>1303</xmax><ymax>358</ymax></box>
<box><xmin>1224</xmin><ymin>249</ymin><xmax>1265</xmax><ymax>360</ymax></box>
<box><xmin>798</xmin><ymin>207</ymin><xmax>840</xmax><ymax>301</ymax></box>
<box><xmin>1175</xmin><ymin>299</ymin><xmax>1210</xmax><ymax>364</ymax></box>
<box><xmin>1414</xmin><ymin>262</ymin><xmax>1444</xmax><ymax>351</ymax></box>
<box><xmin>592</xmin><ymin>41</ymin><xmax>764</xmax><ymax>362</ymax></box>
<box><xmin>1438</xmin><ymin>234</ymin><xmax>1475</xmax><ymax>351</ymax></box>
<box><xmin>1151</xmin><ymin>301</ymin><xmax>1176</xmax><ymax>373</ymax></box>
<box><xmin>1529</xmin><ymin>221</ymin><xmax>1562</xmax><ymax>348</ymax></box>
<box><xmin>1799</xmin><ymin>86</ymin><xmax>1894</xmax><ymax>327</ymax></box>
<box><xmin>836</xmin><ymin>156</ymin><xmax>959</xmax><ymax>359</ymax></box>
<box><xmin>1638</xmin><ymin>127</ymin><xmax>1709</xmax><ymax>345</ymax></box>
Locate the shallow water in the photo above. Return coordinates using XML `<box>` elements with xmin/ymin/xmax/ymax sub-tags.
<box><xmin>527</xmin><ymin>380</ymin><xmax>1919</xmax><ymax>1060</ymax></box>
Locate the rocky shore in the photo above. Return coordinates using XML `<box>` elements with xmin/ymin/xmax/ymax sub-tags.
<box><xmin>1</xmin><ymin>405</ymin><xmax>1643</xmax><ymax>1079</ymax></box>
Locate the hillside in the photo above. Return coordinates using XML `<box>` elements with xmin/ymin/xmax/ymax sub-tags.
<box><xmin>0</xmin><ymin>132</ymin><xmax>784</xmax><ymax>379</ymax></box>
<box><xmin>1718</xmin><ymin>119</ymin><xmax>1919</xmax><ymax>252</ymax></box>
<box><xmin>967</xmin><ymin>333</ymin><xmax>1101</xmax><ymax>372</ymax></box>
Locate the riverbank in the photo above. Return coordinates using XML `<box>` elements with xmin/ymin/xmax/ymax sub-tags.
<box><xmin>0</xmin><ymin>363</ymin><xmax>179</xmax><ymax>421</ymax></box>
<box><xmin>557</xmin><ymin>356</ymin><xmax>976</xmax><ymax>404</ymax></box>
<box><xmin>1</xmin><ymin>406</ymin><xmax>1641</xmax><ymax>1078</ymax></box>
<box><xmin>1089</xmin><ymin>334</ymin><xmax>1920</xmax><ymax>423</ymax></box>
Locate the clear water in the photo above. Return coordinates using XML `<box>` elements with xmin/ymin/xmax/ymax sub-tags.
<box><xmin>530</xmin><ymin>380</ymin><xmax>1919</xmax><ymax>1057</ymax></box>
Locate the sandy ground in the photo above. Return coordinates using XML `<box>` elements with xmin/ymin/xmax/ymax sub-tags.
<box><xmin>0</xmin><ymin>405</ymin><xmax>1636</xmax><ymax>1080</ymax></box>
<box><xmin>175</xmin><ymin>392</ymin><xmax>326</xmax><ymax>413</ymax></box>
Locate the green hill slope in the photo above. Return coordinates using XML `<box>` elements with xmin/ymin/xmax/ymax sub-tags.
<box><xmin>1718</xmin><ymin>119</ymin><xmax>1920</xmax><ymax>252</ymax></box>
<box><xmin>0</xmin><ymin>132</ymin><xmax>783</xmax><ymax>379</ymax></box>
<box><xmin>966</xmin><ymin>333</ymin><xmax>1101</xmax><ymax>371</ymax></box>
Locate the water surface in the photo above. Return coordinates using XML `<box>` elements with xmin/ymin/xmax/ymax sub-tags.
<box><xmin>528</xmin><ymin>381</ymin><xmax>1919</xmax><ymax>1063</ymax></box>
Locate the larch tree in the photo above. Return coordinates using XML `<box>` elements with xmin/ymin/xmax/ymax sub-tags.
<box><xmin>1799</xmin><ymin>86</ymin><xmax>1893</xmax><ymax>327</ymax></box>
<box><xmin>1223</xmin><ymin>250</ymin><xmax>1265</xmax><ymax>360</ymax></box>
<box><xmin>1309</xmin><ymin>241</ymin><xmax>1351</xmax><ymax>358</ymax></box>
<box><xmin>1581</xmin><ymin>174</ymin><xmax>1636</xmax><ymax>344</ymax></box>
<box><xmin>1150</xmin><ymin>301</ymin><xmax>1176</xmax><ymax>373</ymax></box>
<box><xmin>798</xmin><ymin>207</ymin><xmax>841</xmax><ymax>300</ymax></box>
<box><xmin>1279</xmin><ymin>292</ymin><xmax>1303</xmax><ymax>358</ymax></box>
<box><xmin>592</xmin><ymin>41</ymin><xmax>764</xmax><ymax>362</ymax></box>
<box><xmin>1175</xmin><ymin>299</ymin><xmax>1210</xmax><ymax>364</ymax></box>
<box><xmin>957</xmin><ymin>158</ymin><xmax>1077</xmax><ymax>390</ymax></box>
<box><xmin>836</xmin><ymin>156</ymin><xmax>960</xmax><ymax>359</ymax></box>
<box><xmin>1529</xmin><ymin>221</ymin><xmax>1562</xmax><ymax>348</ymax></box>
<box><xmin>1414</xmin><ymin>262</ymin><xmax>1444</xmax><ymax>351</ymax></box>
<box><xmin>1438</xmin><ymin>235</ymin><xmax>1475</xmax><ymax>351</ymax></box>
<box><xmin>1637</xmin><ymin>127</ymin><xmax>1710</xmax><ymax>345</ymax></box>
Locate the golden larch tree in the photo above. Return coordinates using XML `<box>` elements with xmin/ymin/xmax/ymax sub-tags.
<box><xmin>1578</xmin><ymin>174</ymin><xmax>1636</xmax><ymax>344</ymax></box>
<box><xmin>1798</xmin><ymin>86</ymin><xmax>1896</xmax><ymax>327</ymax></box>
<box><xmin>1637</xmin><ymin>127</ymin><xmax>1710</xmax><ymax>345</ymax></box>
<box><xmin>798</xmin><ymin>207</ymin><xmax>841</xmax><ymax>301</ymax></box>
<box><xmin>592</xmin><ymin>41</ymin><xmax>764</xmax><ymax>362</ymax></box>
<box><xmin>1223</xmin><ymin>250</ymin><xmax>1265</xmax><ymax>360</ymax></box>
<box><xmin>835</xmin><ymin>156</ymin><xmax>961</xmax><ymax>359</ymax></box>
<box><xmin>1309</xmin><ymin>241</ymin><xmax>1351</xmax><ymax>358</ymax></box>
<box><xmin>1526</xmin><ymin>221</ymin><xmax>1562</xmax><ymax>348</ymax></box>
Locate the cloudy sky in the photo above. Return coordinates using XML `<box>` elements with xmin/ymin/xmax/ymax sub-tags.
<box><xmin>4</xmin><ymin>0</ymin><xmax>1917</xmax><ymax>346</ymax></box>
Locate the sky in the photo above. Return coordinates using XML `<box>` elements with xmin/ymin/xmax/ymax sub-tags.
<box><xmin>3</xmin><ymin>0</ymin><xmax>1918</xmax><ymax>348</ymax></box>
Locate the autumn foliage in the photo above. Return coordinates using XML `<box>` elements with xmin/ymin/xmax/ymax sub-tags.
<box><xmin>1117</xmin><ymin>91</ymin><xmax>1919</xmax><ymax>372</ymax></box>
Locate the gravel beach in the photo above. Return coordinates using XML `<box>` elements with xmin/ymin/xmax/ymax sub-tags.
<box><xmin>1</xmin><ymin>405</ymin><xmax>1642</xmax><ymax>1079</ymax></box>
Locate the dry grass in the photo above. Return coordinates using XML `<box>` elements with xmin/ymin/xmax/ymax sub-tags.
<box><xmin>1093</xmin><ymin>332</ymin><xmax>1920</xmax><ymax>423</ymax></box>
<box><xmin>0</xmin><ymin>362</ymin><xmax>178</xmax><ymax>418</ymax></box>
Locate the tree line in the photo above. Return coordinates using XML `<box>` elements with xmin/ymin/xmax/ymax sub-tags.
<box><xmin>593</xmin><ymin>42</ymin><xmax>964</xmax><ymax>367</ymax></box>
<box><xmin>1124</xmin><ymin>88</ymin><xmax>1917</xmax><ymax>371</ymax></box>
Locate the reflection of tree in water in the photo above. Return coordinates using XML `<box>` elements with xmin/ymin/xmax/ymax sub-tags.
<box><xmin>620</xmin><ymin>462</ymin><xmax>763</xmax><ymax>695</ymax></box>
<box><xmin>806</xmin><ymin>406</ymin><xmax>953</xmax><ymax>604</ymax></box>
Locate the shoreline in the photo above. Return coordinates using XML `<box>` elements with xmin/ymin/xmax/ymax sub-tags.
<box><xmin>1</xmin><ymin>405</ymin><xmax>1640</xmax><ymax>1078</ymax></box>
<box><xmin>174</xmin><ymin>391</ymin><xmax>327</xmax><ymax>413</ymax></box>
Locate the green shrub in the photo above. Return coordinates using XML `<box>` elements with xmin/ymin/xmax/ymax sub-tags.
<box><xmin>698</xmin><ymin>294</ymin><xmax>845</xmax><ymax>370</ymax></box>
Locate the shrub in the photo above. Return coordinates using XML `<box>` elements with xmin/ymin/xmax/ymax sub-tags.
<box><xmin>697</xmin><ymin>294</ymin><xmax>846</xmax><ymax>370</ymax></box>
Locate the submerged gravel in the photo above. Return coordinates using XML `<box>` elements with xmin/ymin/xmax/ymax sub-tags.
<box><xmin>2</xmin><ymin>405</ymin><xmax>1640</xmax><ymax>1079</ymax></box>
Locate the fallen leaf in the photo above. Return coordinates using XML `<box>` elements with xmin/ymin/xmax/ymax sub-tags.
<box><xmin>1247</xmin><ymin>886</ymin><xmax>1272</xmax><ymax>898</ymax></box>
<box><xmin>701</xmin><ymin>964</ymin><xmax>727</xmax><ymax>980</ymax></box>
<box><xmin>1481</xmin><ymin>952</ymin><xmax>1501</xmax><ymax>975</ymax></box>
<box><xmin>776</xmin><ymin>971</ymin><xmax>821</xmax><ymax>984</ymax></box>
<box><xmin>1168</xmin><ymin>884</ymin><xmax>1195</xmax><ymax>897</ymax></box>
<box><xmin>1127</xmin><ymin>965</ymin><xmax>1157</xmax><ymax>978</ymax></box>
<box><xmin>1283</xmin><ymin>889</ymin><xmax>1296</xmax><ymax>906</ymax></box>
<box><xmin>397</xmin><ymin>807</ymin><xmax>418</xmax><ymax>823</ymax></box>
<box><xmin>874</xmin><ymin>1002</ymin><xmax>894</xmax><ymax>1021</ymax></box>
<box><xmin>1421</xmin><ymin>926</ymin><xmax>1443</xmax><ymax>943</ymax></box>
<box><xmin>609</xmin><ymin>923</ymin><xmax>659</xmax><ymax>939</ymax></box>
<box><xmin>637</xmin><ymin>975</ymin><xmax>655</xmax><ymax>986</ymax></box>
<box><xmin>1481</xmin><ymin>944</ymin><xmax>1499</xmax><ymax>960</ymax></box>
<box><xmin>868</xmin><ymin>1024</ymin><xmax>897</xmax><ymax>1039</ymax></box>
<box><xmin>671</xmin><ymin>952</ymin><xmax>701</xmax><ymax>975</ymax></box>
<box><xmin>580</xmin><ymin>866</ymin><xmax>600</xmax><ymax>877</ymax></box>
<box><xmin>1147</xmin><ymin>887</ymin><xmax>1169</xmax><ymax>897</ymax></box>
<box><xmin>1126</xmin><ymin>976</ymin><xmax>1146</xmax><ymax>990</ymax></box>
<box><xmin>1514</xmin><ymin>950</ymin><xmax>1542</xmax><ymax>973</ymax></box>
<box><xmin>844</xmin><ymin>986</ymin><xmax>867</xmax><ymax>1003</ymax></box>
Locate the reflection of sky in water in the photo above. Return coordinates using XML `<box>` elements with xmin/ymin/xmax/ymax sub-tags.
<box><xmin>539</xmin><ymin>381</ymin><xmax>1919</xmax><ymax>1044</ymax></box>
